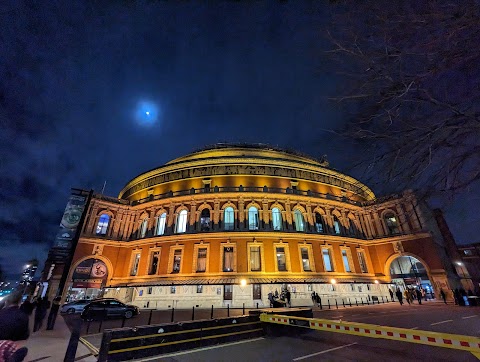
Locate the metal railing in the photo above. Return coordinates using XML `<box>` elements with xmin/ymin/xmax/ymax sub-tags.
<box><xmin>129</xmin><ymin>186</ymin><xmax>364</xmax><ymax>206</ymax></box>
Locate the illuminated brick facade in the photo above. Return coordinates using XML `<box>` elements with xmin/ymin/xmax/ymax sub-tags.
<box><xmin>54</xmin><ymin>144</ymin><xmax>460</xmax><ymax>307</ymax></box>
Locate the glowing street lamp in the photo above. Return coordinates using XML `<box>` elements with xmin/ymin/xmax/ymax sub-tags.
<box><xmin>330</xmin><ymin>278</ymin><xmax>336</xmax><ymax>285</ymax></box>
<box><xmin>240</xmin><ymin>279</ymin><xmax>247</xmax><ymax>287</ymax></box>
<box><xmin>374</xmin><ymin>280</ymin><xmax>379</xmax><ymax>284</ymax></box>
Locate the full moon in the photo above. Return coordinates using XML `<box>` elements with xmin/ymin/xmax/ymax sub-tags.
<box><xmin>135</xmin><ymin>101</ymin><xmax>159</xmax><ymax>126</ymax></box>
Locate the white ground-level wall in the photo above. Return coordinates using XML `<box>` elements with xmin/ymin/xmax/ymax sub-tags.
<box><xmin>103</xmin><ymin>283</ymin><xmax>392</xmax><ymax>309</ymax></box>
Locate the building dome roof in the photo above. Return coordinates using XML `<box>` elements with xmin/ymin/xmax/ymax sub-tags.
<box><xmin>118</xmin><ymin>143</ymin><xmax>375</xmax><ymax>202</ymax></box>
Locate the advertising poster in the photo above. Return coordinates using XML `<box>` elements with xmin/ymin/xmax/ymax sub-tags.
<box><xmin>72</xmin><ymin>258</ymin><xmax>108</xmax><ymax>288</ymax></box>
<box><xmin>53</xmin><ymin>194</ymin><xmax>87</xmax><ymax>251</ymax></box>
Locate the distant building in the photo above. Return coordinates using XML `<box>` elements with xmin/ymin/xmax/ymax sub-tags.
<box><xmin>20</xmin><ymin>259</ymin><xmax>38</xmax><ymax>296</ymax></box>
<box><xmin>457</xmin><ymin>243</ymin><xmax>480</xmax><ymax>293</ymax></box>
<box><xmin>41</xmin><ymin>144</ymin><xmax>464</xmax><ymax>306</ymax></box>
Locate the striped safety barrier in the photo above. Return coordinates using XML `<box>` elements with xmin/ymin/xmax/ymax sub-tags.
<box><xmin>260</xmin><ymin>313</ymin><xmax>480</xmax><ymax>358</ymax></box>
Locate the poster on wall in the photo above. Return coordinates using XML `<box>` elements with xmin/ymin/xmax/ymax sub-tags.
<box><xmin>50</xmin><ymin>190</ymin><xmax>89</xmax><ymax>262</ymax></box>
<box><xmin>72</xmin><ymin>258</ymin><xmax>108</xmax><ymax>288</ymax></box>
<box><xmin>53</xmin><ymin>194</ymin><xmax>87</xmax><ymax>249</ymax></box>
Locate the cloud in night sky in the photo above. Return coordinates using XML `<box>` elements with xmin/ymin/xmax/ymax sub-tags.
<box><xmin>0</xmin><ymin>1</ymin><xmax>477</xmax><ymax>279</ymax></box>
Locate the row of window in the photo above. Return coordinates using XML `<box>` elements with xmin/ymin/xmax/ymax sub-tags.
<box><xmin>141</xmin><ymin>282</ymin><xmax>376</xmax><ymax>298</ymax></box>
<box><xmin>129</xmin><ymin>243</ymin><xmax>369</xmax><ymax>276</ymax></box>
<box><xmin>96</xmin><ymin>208</ymin><xmax>401</xmax><ymax>237</ymax></box>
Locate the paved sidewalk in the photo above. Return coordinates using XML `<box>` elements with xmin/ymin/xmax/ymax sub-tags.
<box><xmin>25</xmin><ymin>315</ymin><xmax>96</xmax><ymax>362</ymax></box>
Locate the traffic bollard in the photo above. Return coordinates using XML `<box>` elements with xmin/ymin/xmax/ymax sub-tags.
<box><xmin>148</xmin><ymin>309</ymin><xmax>153</xmax><ymax>325</ymax></box>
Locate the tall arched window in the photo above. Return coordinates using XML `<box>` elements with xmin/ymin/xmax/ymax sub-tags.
<box><xmin>200</xmin><ymin>209</ymin><xmax>211</xmax><ymax>231</ymax></box>
<box><xmin>384</xmin><ymin>213</ymin><xmax>400</xmax><ymax>235</ymax></box>
<box><xmin>155</xmin><ymin>213</ymin><xmax>167</xmax><ymax>236</ymax></box>
<box><xmin>293</xmin><ymin>210</ymin><xmax>305</xmax><ymax>232</ymax></box>
<box><xmin>348</xmin><ymin>218</ymin><xmax>357</xmax><ymax>236</ymax></box>
<box><xmin>175</xmin><ymin>210</ymin><xmax>188</xmax><ymax>233</ymax></box>
<box><xmin>272</xmin><ymin>208</ymin><xmax>282</xmax><ymax>231</ymax></box>
<box><xmin>224</xmin><ymin>207</ymin><xmax>234</xmax><ymax>230</ymax></box>
<box><xmin>248</xmin><ymin>206</ymin><xmax>259</xmax><ymax>230</ymax></box>
<box><xmin>315</xmin><ymin>213</ymin><xmax>324</xmax><ymax>233</ymax></box>
<box><xmin>140</xmin><ymin>218</ymin><xmax>148</xmax><ymax>238</ymax></box>
<box><xmin>96</xmin><ymin>214</ymin><xmax>110</xmax><ymax>235</ymax></box>
<box><xmin>333</xmin><ymin>216</ymin><xmax>341</xmax><ymax>235</ymax></box>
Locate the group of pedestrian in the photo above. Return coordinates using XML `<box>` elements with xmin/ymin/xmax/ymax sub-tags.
<box><xmin>311</xmin><ymin>291</ymin><xmax>321</xmax><ymax>307</ymax></box>
<box><xmin>452</xmin><ymin>288</ymin><xmax>479</xmax><ymax>306</ymax></box>
<box><xmin>0</xmin><ymin>292</ymin><xmax>56</xmax><ymax>361</ymax></box>
<box><xmin>391</xmin><ymin>286</ymin><xmax>443</xmax><ymax>306</ymax></box>
<box><xmin>267</xmin><ymin>288</ymin><xmax>292</xmax><ymax>308</ymax></box>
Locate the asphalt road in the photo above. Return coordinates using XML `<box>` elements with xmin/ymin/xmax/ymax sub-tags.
<box><xmin>142</xmin><ymin>303</ymin><xmax>480</xmax><ymax>362</ymax></box>
<box><xmin>72</xmin><ymin>302</ymin><xmax>480</xmax><ymax>361</ymax></box>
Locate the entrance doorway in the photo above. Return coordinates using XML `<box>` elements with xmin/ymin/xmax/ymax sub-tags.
<box><xmin>224</xmin><ymin>285</ymin><xmax>233</xmax><ymax>300</ymax></box>
<box><xmin>389</xmin><ymin>255</ymin><xmax>434</xmax><ymax>298</ymax></box>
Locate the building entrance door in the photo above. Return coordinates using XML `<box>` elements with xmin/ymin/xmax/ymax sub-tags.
<box><xmin>253</xmin><ymin>284</ymin><xmax>261</xmax><ymax>299</ymax></box>
<box><xmin>224</xmin><ymin>285</ymin><xmax>233</xmax><ymax>300</ymax></box>
<box><xmin>389</xmin><ymin>255</ymin><xmax>433</xmax><ymax>296</ymax></box>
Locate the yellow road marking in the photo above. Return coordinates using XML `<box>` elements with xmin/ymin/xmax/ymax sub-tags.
<box><xmin>110</xmin><ymin>321</ymin><xmax>261</xmax><ymax>342</ymax></box>
<box><xmin>109</xmin><ymin>328</ymin><xmax>263</xmax><ymax>354</ymax></box>
<box><xmin>79</xmin><ymin>337</ymin><xmax>100</xmax><ymax>355</ymax></box>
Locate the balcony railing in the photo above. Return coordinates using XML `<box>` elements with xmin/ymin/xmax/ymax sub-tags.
<box><xmin>128</xmin><ymin>186</ymin><xmax>364</xmax><ymax>206</ymax></box>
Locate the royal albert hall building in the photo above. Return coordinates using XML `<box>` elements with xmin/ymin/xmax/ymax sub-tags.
<box><xmin>48</xmin><ymin>144</ymin><xmax>461</xmax><ymax>308</ymax></box>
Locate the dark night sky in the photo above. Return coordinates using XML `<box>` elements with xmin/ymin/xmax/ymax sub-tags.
<box><xmin>1</xmin><ymin>2</ymin><xmax>477</xmax><ymax>279</ymax></box>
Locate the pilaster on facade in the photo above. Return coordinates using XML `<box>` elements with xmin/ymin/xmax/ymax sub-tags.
<box><xmin>372</xmin><ymin>211</ymin><xmax>384</xmax><ymax>237</ymax></box>
<box><xmin>189</xmin><ymin>202</ymin><xmax>197</xmax><ymax>227</ymax></box>
<box><xmin>396</xmin><ymin>204</ymin><xmax>410</xmax><ymax>233</ymax></box>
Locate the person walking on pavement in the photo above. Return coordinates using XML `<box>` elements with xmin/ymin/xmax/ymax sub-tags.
<box><xmin>440</xmin><ymin>289</ymin><xmax>447</xmax><ymax>304</ymax></box>
<box><xmin>388</xmin><ymin>288</ymin><xmax>394</xmax><ymax>302</ymax></box>
<box><xmin>421</xmin><ymin>288</ymin><xmax>427</xmax><ymax>302</ymax></box>
<box><xmin>0</xmin><ymin>291</ymin><xmax>30</xmax><ymax>361</ymax></box>
<box><xmin>33</xmin><ymin>297</ymin><xmax>50</xmax><ymax>332</ymax></box>
<box><xmin>46</xmin><ymin>296</ymin><xmax>62</xmax><ymax>330</ymax></box>
<box><xmin>416</xmin><ymin>288</ymin><xmax>422</xmax><ymax>305</ymax></box>
<box><xmin>286</xmin><ymin>290</ymin><xmax>291</xmax><ymax>308</ymax></box>
<box><xmin>395</xmin><ymin>288</ymin><xmax>403</xmax><ymax>305</ymax></box>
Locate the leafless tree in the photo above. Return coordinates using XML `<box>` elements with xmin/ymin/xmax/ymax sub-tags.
<box><xmin>326</xmin><ymin>1</ymin><xmax>480</xmax><ymax>198</ymax></box>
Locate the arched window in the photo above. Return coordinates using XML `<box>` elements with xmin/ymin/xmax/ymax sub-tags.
<box><xmin>224</xmin><ymin>207</ymin><xmax>234</xmax><ymax>230</ymax></box>
<box><xmin>272</xmin><ymin>208</ymin><xmax>282</xmax><ymax>231</ymax></box>
<box><xmin>333</xmin><ymin>216</ymin><xmax>341</xmax><ymax>235</ymax></box>
<box><xmin>348</xmin><ymin>218</ymin><xmax>357</xmax><ymax>236</ymax></box>
<box><xmin>175</xmin><ymin>210</ymin><xmax>188</xmax><ymax>233</ymax></box>
<box><xmin>384</xmin><ymin>213</ymin><xmax>400</xmax><ymax>235</ymax></box>
<box><xmin>293</xmin><ymin>210</ymin><xmax>305</xmax><ymax>232</ymax></box>
<box><xmin>139</xmin><ymin>218</ymin><xmax>148</xmax><ymax>238</ymax></box>
<box><xmin>155</xmin><ymin>213</ymin><xmax>167</xmax><ymax>236</ymax></box>
<box><xmin>315</xmin><ymin>213</ymin><xmax>324</xmax><ymax>233</ymax></box>
<box><xmin>248</xmin><ymin>206</ymin><xmax>259</xmax><ymax>230</ymax></box>
<box><xmin>200</xmin><ymin>209</ymin><xmax>211</xmax><ymax>231</ymax></box>
<box><xmin>96</xmin><ymin>214</ymin><xmax>110</xmax><ymax>235</ymax></box>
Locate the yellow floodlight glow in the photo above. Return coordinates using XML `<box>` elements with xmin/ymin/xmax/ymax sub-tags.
<box><xmin>240</xmin><ymin>279</ymin><xmax>247</xmax><ymax>287</ymax></box>
<box><xmin>330</xmin><ymin>279</ymin><xmax>336</xmax><ymax>284</ymax></box>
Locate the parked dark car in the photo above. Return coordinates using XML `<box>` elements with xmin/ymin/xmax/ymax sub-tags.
<box><xmin>80</xmin><ymin>298</ymin><xmax>139</xmax><ymax>321</ymax></box>
<box><xmin>60</xmin><ymin>299</ymin><xmax>91</xmax><ymax>314</ymax></box>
